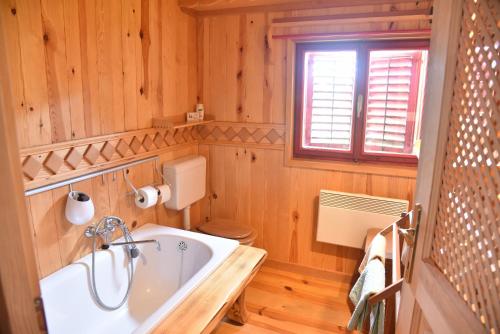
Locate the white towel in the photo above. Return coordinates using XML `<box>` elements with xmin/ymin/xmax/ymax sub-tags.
<box><xmin>359</xmin><ymin>234</ymin><xmax>386</xmax><ymax>274</ymax></box>
<box><xmin>348</xmin><ymin>258</ymin><xmax>386</xmax><ymax>334</ymax></box>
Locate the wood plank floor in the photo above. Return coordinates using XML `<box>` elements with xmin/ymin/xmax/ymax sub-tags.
<box><xmin>212</xmin><ymin>264</ymin><xmax>360</xmax><ymax>334</ymax></box>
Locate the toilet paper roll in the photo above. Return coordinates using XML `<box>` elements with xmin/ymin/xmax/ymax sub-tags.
<box><xmin>134</xmin><ymin>186</ymin><xmax>159</xmax><ymax>209</ymax></box>
<box><xmin>156</xmin><ymin>184</ymin><xmax>171</xmax><ymax>204</ymax></box>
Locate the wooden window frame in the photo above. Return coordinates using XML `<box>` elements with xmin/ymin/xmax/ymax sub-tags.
<box><xmin>293</xmin><ymin>39</ymin><xmax>430</xmax><ymax>166</ymax></box>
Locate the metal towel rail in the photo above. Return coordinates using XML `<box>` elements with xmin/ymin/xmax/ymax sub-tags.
<box><xmin>24</xmin><ymin>156</ymin><xmax>159</xmax><ymax>197</ymax></box>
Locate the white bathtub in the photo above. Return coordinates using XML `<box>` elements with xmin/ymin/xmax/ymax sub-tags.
<box><xmin>40</xmin><ymin>224</ymin><xmax>239</xmax><ymax>334</ymax></box>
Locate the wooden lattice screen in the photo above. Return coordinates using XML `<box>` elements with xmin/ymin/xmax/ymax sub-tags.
<box><xmin>430</xmin><ymin>0</ymin><xmax>500</xmax><ymax>332</ymax></box>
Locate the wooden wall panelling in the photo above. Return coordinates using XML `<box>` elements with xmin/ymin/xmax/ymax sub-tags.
<box><xmin>27</xmin><ymin>142</ymin><xmax>202</xmax><ymax>278</ymax></box>
<box><xmin>242</xmin><ymin>13</ymin><xmax>266</xmax><ymax>123</ymax></box>
<box><xmin>264</xmin><ymin>12</ymin><xmax>287</xmax><ymax>124</ymax></box>
<box><xmin>5</xmin><ymin>0</ymin><xmax>200</xmax><ymax>278</ymax></box>
<box><xmin>148</xmin><ymin>0</ymin><xmax>163</xmax><ymax>121</ymax></box>
<box><xmin>28</xmin><ymin>190</ymin><xmax>62</xmax><ymax>278</ymax></box>
<box><xmin>199</xmin><ymin>2</ymin><xmax>432</xmax><ymax>124</ymax></box>
<box><xmin>97</xmin><ymin>0</ymin><xmax>125</xmax><ymax>134</ymax></box>
<box><xmin>63</xmin><ymin>0</ymin><xmax>86</xmax><ymax>140</ymax></box>
<box><xmin>161</xmin><ymin>0</ymin><xmax>199</xmax><ymax>117</ymax></box>
<box><xmin>1</xmin><ymin>1</ymin><xmax>32</xmax><ymax>148</ymax></box>
<box><xmin>162</xmin><ymin>0</ymin><xmax>179</xmax><ymax>118</ymax></box>
<box><xmin>4</xmin><ymin>0</ymin><xmax>198</xmax><ymax>147</ymax></box>
<box><xmin>79</xmin><ymin>0</ymin><xmax>101</xmax><ymax>137</ymax></box>
<box><xmin>41</xmin><ymin>0</ymin><xmax>72</xmax><ymax>142</ymax></box>
<box><xmin>16</xmin><ymin>0</ymin><xmax>52</xmax><ymax>146</ymax></box>
<box><xmin>122</xmin><ymin>0</ymin><xmax>140</xmax><ymax>130</ymax></box>
<box><xmin>198</xmin><ymin>2</ymin><xmax>426</xmax><ymax>274</ymax></box>
<box><xmin>203</xmin><ymin>145</ymin><xmax>416</xmax><ymax>274</ymax></box>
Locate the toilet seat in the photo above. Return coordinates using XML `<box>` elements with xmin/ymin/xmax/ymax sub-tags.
<box><xmin>197</xmin><ymin>220</ymin><xmax>257</xmax><ymax>246</ymax></box>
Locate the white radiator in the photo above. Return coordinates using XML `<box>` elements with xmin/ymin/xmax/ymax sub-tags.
<box><xmin>316</xmin><ymin>190</ymin><xmax>409</xmax><ymax>249</ymax></box>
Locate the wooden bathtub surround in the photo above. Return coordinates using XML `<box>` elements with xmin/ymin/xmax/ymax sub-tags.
<box><xmin>153</xmin><ymin>245</ymin><xmax>267</xmax><ymax>333</ymax></box>
<box><xmin>226</xmin><ymin>290</ymin><xmax>249</xmax><ymax>324</ymax></box>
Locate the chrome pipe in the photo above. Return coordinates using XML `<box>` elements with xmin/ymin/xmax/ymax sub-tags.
<box><xmin>101</xmin><ymin>239</ymin><xmax>161</xmax><ymax>251</ymax></box>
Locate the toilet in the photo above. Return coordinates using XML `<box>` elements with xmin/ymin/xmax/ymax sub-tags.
<box><xmin>163</xmin><ymin>155</ymin><xmax>257</xmax><ymax>246</ymax></box>
<box><xmin>197</xmin><ymin>219</ymin><xmax>257</xmax><ymax>246</ymax></box>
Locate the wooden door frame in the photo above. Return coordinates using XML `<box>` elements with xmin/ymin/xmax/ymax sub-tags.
<box><xmin>397</xmin><ymin>0</ymin><xmax>484</xmax><ymax>332</ymax></box>
<box><xmin>0</xmin><ymin>11</ymin><xmax>44</xmax><ymax>334</ymax></box>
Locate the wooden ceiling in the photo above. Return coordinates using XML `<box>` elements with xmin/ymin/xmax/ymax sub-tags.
<box><xmin>178</xmin><ymin>0</ymin><xmax>426</xmax><ymax>15</ymax></box>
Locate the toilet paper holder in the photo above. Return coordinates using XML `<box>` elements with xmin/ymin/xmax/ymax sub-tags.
<box><xmin>123</xmin><ymin>169</ymin><xmax>141</xmax><ymax>199</ymax></box>
<box><xmin>123</xmin><ymin>160</ymin><xmax>170</xmax><ymax>197</ymax></box>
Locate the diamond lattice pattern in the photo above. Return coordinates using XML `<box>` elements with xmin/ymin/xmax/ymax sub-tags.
<box><xmin>430</xmin><ymin>0</ymin><xmax>500</xmax><ymax>332</ymax></box>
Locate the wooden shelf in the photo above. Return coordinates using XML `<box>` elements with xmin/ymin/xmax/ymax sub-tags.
<box><xmin>153</xmin><ymin>115</ymin><xmax>215</xmax><ymax>130</ymax></box>
<box><xmin>173</xmin><ymin>119</ymin><xmax>214</xmax><ymax>129</ymax></box>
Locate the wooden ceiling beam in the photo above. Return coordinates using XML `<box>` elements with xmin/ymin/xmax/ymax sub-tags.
<box><xmin>179</xmin><ymin>0</ymin><xmax>432</xmax><ymax>16</ymax></box>
<box><xmin>272</xmin><ymin>9</ymin><xmax>432</xmax><ymax>28</ymax></box>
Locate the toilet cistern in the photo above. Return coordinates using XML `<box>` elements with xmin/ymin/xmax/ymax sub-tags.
<box><xmin>162</xmin><ymin>155</ymin><xmax>206</xmax><ymax>230</ymax></box>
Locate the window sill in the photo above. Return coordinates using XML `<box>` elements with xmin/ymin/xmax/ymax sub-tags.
<box><xmin>284</xmin><ymin>155</ymin><xmax>418</xmax><ymax>178</ymax></box>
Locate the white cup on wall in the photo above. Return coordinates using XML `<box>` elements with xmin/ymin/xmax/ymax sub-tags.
<box><xmin>65</xmin><ymin>191</ymin><xmax>95</xmax><ymax>225</ymax></box>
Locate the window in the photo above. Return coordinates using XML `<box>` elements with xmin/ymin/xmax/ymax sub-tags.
<box><xmin>293</xmin><ymin>40</ymin><xmax>429</xmax><ymax>165</ymax></box>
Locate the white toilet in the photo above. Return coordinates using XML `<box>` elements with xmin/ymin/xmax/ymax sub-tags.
<box><xmin>163</xmin><ymin>155</ymin><xmax>257</xmax><ymax>246</ymax></box>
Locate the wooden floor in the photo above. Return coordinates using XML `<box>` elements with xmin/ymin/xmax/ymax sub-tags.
<box><xmin>212</xmin><ymin>264</ymin><xmax>359</xmax><ymax>334</ymax></box>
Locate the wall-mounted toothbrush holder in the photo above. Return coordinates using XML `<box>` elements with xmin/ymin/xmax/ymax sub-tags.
<box><xmin>65</xmin><ymin>190</ymin><xmax>95</xmax><ymax>225</ymax></box>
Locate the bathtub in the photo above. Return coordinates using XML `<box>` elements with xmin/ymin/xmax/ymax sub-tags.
<box><xmin>40</xmin><ymin>224</ymin><xmax>239</xmax><ymax>334</ymax></box>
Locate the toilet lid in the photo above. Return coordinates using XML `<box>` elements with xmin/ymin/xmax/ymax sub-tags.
<box><xmin>198</xmin><ymin>222</ymin><xmax>253</xmax><ymax>239</ymax></box>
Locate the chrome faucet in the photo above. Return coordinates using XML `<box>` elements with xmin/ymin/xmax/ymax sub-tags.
<box><xmin>101</xmin><ymin>239</ymin><xmax>161</xmax><ymax>252</ymax></box>
<box><xmin>84</xmin><ymin>216</ymin><xmax>160</xmax><ymax>258</ymax></box>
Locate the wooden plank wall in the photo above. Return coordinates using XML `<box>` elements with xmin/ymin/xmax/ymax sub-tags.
<box><xmin>4</xmin><ymin>0</ymin><xmax>432</xmax><ymax>279</ymax></box>
<box><xmin>28</xmin><ymin>145</ymin><xmax>201</xmax><ymax>278</ymax></box>
<box><xmin>197</xmin><ymin>2</ymin><xmax>431</xmax><ymax>275</ymax></box>
<box><xmin>1</xmin><ymin>0</ymin><xmax>197</xmax><ymax>148</ymax></box>
<box><xmin>1</xmin><ymin>0</ymin><xmax>199</xmax><ymax>278</ymax></box>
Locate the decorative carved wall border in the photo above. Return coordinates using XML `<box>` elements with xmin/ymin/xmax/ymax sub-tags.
<box><xmin>21</xmin><ymin>127</ymin><xmax>200</xmax><ymax>190</ymax></box>
<box><xmin>20</xmin><ymin>122</ymin><xmax>285</xmax><ymax>190</ymax></box>
<box><xmin>198</xmin><ymin>122</ymin><xmax>285</xmax><ymax>150</ymax></box>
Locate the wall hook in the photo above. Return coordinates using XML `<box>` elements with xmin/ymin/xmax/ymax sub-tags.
<box><xmin>154</xmin><ymin>160</ymin><xmax>170</xmax><ymax>187</ymax></box>
<box><xmin>123</xmin><ymin>169</ymin><xmax>139</xmax><ymax>197</ymax></box>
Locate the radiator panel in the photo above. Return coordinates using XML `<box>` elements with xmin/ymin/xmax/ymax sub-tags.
<box><xmin>316</xmin><ymin>190</ymin><xmax>408</xmax><ymax>249</ymax></box>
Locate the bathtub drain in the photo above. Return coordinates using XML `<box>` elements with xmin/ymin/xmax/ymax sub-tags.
<box><xmin>178</xmin><ymin>241</ymin><xmax>188</xmax><ymax>252</ymax></box>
